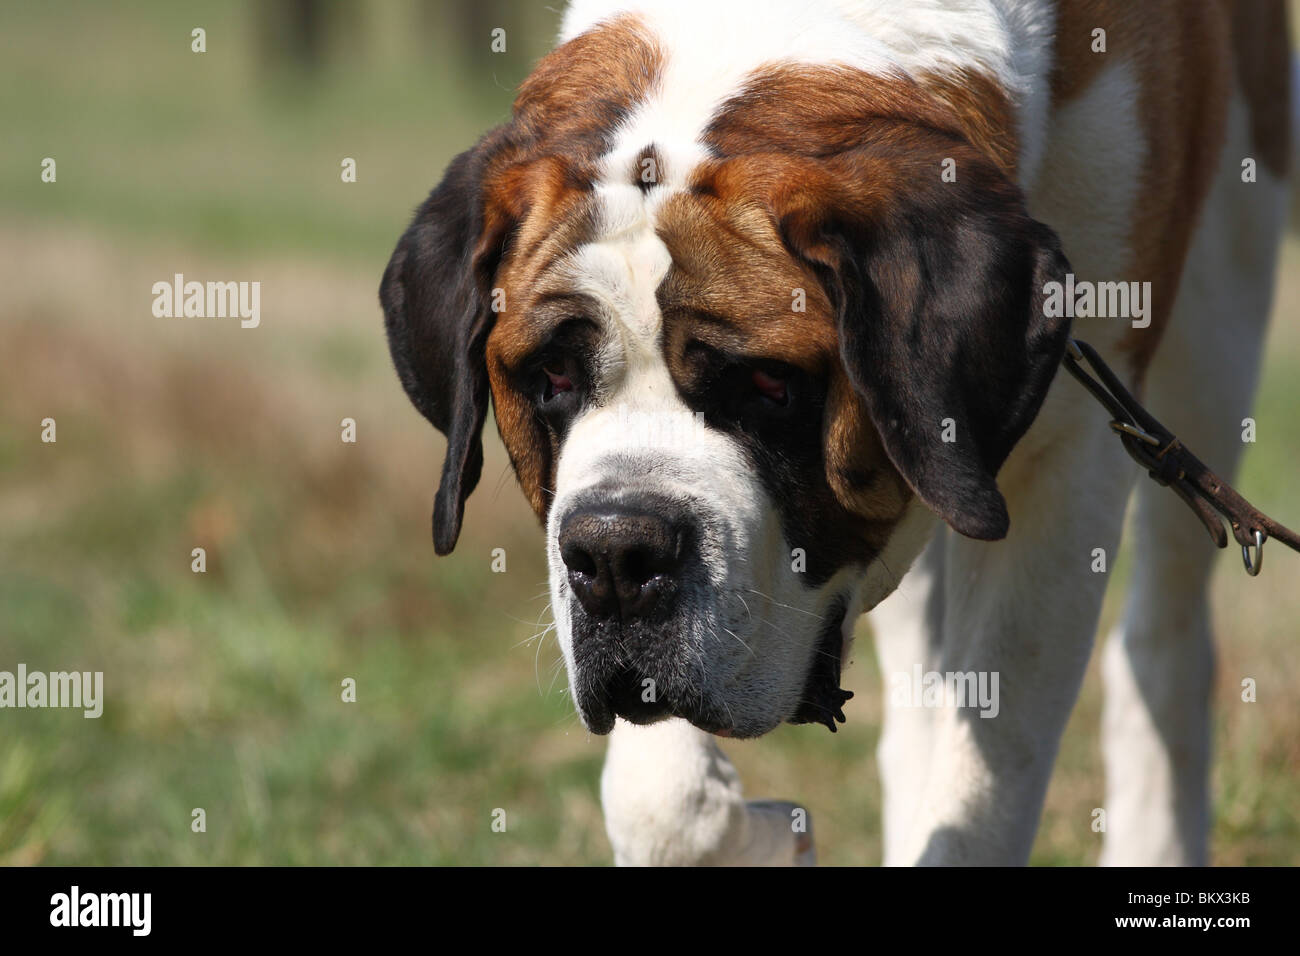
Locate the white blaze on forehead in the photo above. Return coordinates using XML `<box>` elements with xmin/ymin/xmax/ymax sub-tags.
<box><xmin>565</xmin><ymin>182</ymin><xmax>672</xmax><ymax>352</ymax></box>
<box><xmin>551</xmin><ymin>182</ymin><xmax>739</xmax><ymax>490</ymax></box>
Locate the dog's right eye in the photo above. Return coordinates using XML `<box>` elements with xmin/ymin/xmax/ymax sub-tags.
<box><xmin>516</xmin><ymin>316</ymin><xmax>597</xmax><ymax>416</ymax></box>
<box><xmin>529</xmin><ymin>351</ymin><xmax>585</xmax><ymax>423</ymax></box>
<box><xmin>542</xmin><ymin>366</ymin><xmax>574</xmax><ymax>402</ymax></box>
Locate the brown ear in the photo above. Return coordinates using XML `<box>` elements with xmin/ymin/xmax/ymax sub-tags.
<box><xmin>779</xmin><ymin>136</ymin><xmax>1072</xmax><ymax>540</ymax></box>
<box><xmin>379</xmin><ymin>128</ymin><xmax>521</xmax><ymax>555</ymax></box>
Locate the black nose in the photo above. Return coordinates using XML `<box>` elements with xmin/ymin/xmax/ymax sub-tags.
<box><xmin>559</xmin><ymin>505</ymin><xmax>687</xmax><ymax>622</ymax></box>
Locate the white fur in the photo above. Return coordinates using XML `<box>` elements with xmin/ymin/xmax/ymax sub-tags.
<box><xmin>601</xmin><ymin>719</ymin><xmax>816</xmax><ymax>865</ymax></box>
<box><xmin>1026</xmin><ymin>58</ymin><xmax>1144</xmax><ymax>283</ymax></box>
<box><xmin>872</xmin><ymin>526</ymin><xmax>947</xmax><ymax>863</ymax></box>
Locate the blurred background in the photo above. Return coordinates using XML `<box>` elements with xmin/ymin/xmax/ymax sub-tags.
<box><xmin>0</xmin><ymin>0</ymin><xmax>1296</xmax><ymax>866</ymax></box>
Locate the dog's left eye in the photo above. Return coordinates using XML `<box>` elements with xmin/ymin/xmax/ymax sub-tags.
<box><xmin>684</xmin><ymin>342</ymin><xmax>799</xmax><ymax>412</ymax></box>
<box><xmin>751</xmin><ymin>367</ymin><xmax>788</xmax><ymax>405</ymax></box>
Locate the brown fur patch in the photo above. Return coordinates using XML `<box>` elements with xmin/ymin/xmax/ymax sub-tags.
<box><xmin>1050</xmin><ymin>1</ymin><xmax>1234</xmax><ymax>382</ymax></box>
<box><xmin>919</xmin><ymin>68</ymin><xmax>1019</xmax><ymax>177</ymax></box>
<box><xmin>655</xmin><ymin>172</ymin><xmax>840</xmax><ymax>369</ymax></box>
<box><xmin>654</xmin><ymin>164</ymin><xmax>911</xmax><ymax>556</ymax></box>
<box><xmin>486</xmin><ymin>170</ymin><xmax>599</xmax><ymax>518</ymax></box>
<box><xmin>511</xmin><ymin>14</ymin><xmax>664</xmax><ymax>177</ymax></box>
<box><xmin>656</xmin><ymin>148</ymin><xmax>916</xmax><ymax>556</ymax></box>
<box><xmin>820</xmin><ymin>370</ymin><xmax>913</xmax><ymax>527</ymax></box>
<box><xmin>703</xmin><ymin>64</ymin><xmax>974</xmax><ymax>159</ymax></box>
<box><xmin>474</xmin><ymin>15</ymin><xmax>665</xmax><ymax>517</ymax></box>
<box><xmin>1226</xmin><ymin>0</ymin><xmax>1291</xmax><ymax>178</ymax></box>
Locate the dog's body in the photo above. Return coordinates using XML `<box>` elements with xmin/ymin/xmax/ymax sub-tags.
<box><xmin>382</xmin><ymin>0</ymin><xmax>1290</xmax><ymax>864</ymax></box>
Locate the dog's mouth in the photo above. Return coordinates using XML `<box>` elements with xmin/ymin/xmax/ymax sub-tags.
<box><xmin>574</xmin><ymin>667</ymin><xmax>736</xmax><ymax>738</ymax></box>
<box><xmin>572</xmin><ymin>599</ymin><xmax>853</xmax><ymax>738</ymax></box>
<box><xmin>787</xmin><ymin>598</ymin><xmax>854</xmax><ymax>733</ymax></box>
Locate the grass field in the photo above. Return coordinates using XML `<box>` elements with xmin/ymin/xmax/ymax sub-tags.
<box><xmin>1</xmin><ymin>1</ymin><xmax>1297</xmax><ymax>866</ymax></box>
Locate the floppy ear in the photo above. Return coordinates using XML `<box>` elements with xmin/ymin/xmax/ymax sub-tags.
<box><xmin>379</xmin><ymin>130</ymin><xmax>516</xmax><ymax>555</ymax></box>
<box><xmin>783</xmin><ymin>142</ymin><xmax>1072</xmax><ymax>540</ymax></box>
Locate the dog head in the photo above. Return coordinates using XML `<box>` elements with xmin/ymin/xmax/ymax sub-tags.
<box><xmin>380</xmin><ymin>19</ymin><xmax>1070</xmax><ymax>738</ymax></box>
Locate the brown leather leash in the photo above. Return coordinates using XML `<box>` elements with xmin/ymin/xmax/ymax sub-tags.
<box><xmin>1062</xmin><ymin>339</ymin><xmax>1300</xmax><ymax>576</ymax></box>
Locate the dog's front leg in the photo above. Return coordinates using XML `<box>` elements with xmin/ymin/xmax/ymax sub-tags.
<box><xmin>892</xmin><ymin>396</ymin><xmax>1136</xmax><ymax>865</ymax></box>
<box><xmin>600</xmin><ymin>718</ymin><xmax>813</xmax><ymax>866</ymax></box>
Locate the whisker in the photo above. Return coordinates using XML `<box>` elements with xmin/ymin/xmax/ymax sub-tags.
<box><xmin>753</xmin><ymin>616</ymin><xmax>844</xmax><ymax>662</ymax></box>
<box><xmin>722</xmin><ymin>626</ymin><xmax>755</xmax><ymax>657</ymax></box>
<box><xmin>742</xmin><ymin>587</ymin><xmax>824</xmax><ymax>620</ymax></box>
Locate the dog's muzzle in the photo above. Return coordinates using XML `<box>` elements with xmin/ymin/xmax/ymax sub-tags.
<box><xmin>558</xmin><ymin>493</ymin><xmax>712</xmax><ymax>733</ymax></box>
<box><xmin>560</xmin><ymin>504</ymin><xmax>688</xmax><ymax>623</ymax></box>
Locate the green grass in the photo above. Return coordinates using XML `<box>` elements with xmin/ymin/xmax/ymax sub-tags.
<box><xmin>1</xmin><ymin>0</ymin><xmax>1298</xmax><ymax>866</ymax></box>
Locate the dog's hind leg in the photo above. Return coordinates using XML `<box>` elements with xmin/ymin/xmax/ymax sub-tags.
<box><xmin>1099</xmin><ymin>89</ymin><xmax>1286</xmax><ymax>865</ymax></box>
<box><xmin>600</xmin><ymin>717</ymin><xmax>813</xmax><ymax>865</ymax></box>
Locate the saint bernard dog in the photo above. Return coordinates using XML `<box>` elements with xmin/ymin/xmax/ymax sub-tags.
<box><xmin>380</xmin><ymin>0</ymin><xmax>1292</xmax><ymax>865</ymax></box>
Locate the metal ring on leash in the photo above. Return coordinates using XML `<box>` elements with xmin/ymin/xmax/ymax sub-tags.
<box><xmin>1242</xmin><ymin>529</ymin><xmax>1266</xmax><ymax>577</ymax></box>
